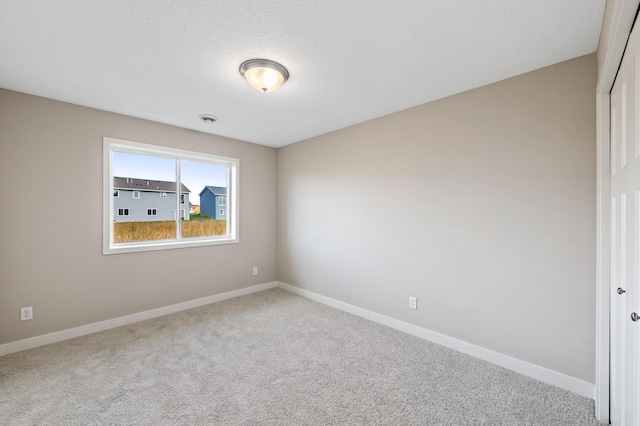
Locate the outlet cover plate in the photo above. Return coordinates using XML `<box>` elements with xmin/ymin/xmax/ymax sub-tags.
<box><xmin>20</xmin><ymin>306</ymin><xmax>33</xmax><ymax>321</ymax></box>
<box><xmin>409</xmin><ymin>297</ymin><xmax>417</xmax><ymax>310</ymax></box>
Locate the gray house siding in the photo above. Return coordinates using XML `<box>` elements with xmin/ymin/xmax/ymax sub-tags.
<box><xmin>199</xmin><ymin>186</ymin><xmax>227</xmax><ymax>220</ymax></box>
<box><xmin>113</xmin><ymin>177</ymin><xmax>190</xmax><ymax>222</ymax></box>
<box><xmin>216</xmin><ymin>195</ymin><xmax>227</xmax><ymax>219</ymax></box>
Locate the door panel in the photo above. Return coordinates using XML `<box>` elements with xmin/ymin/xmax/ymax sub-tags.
<box><xmin>611</xmin><ymin>19</ymin><xmax>640</xmax><ymax>426</ymax></box>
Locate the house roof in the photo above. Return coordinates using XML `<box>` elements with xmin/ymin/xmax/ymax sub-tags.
<box><xmin>199</xmin><ymin>186</ymin><xmax>227</xmax><ymax>197</ymax></box>
<box><xmin>114</xmin><ymin>177</ymin><xmax>190</xmax><ymax>193</ymax></box>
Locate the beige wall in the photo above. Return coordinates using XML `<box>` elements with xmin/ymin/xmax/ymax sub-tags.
<box><xmin>0</xmin><ymin>89</ymin><xmax>278</xmax><ymax>344</ymax></box>
<box><xmin>1</xmin><ymin>53</ymin><xmax>598</xmax><ymax>384</ymax></box>
<box><xmin>278</xmin><ymin>54</ymin><xmax>597</xmax><ymax>382</ymax></box>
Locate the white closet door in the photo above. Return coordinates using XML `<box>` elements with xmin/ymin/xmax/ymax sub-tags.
<box><xmin>610</xmin><ymin>18</ymin><xmax>640</xmax><ymax>426</ymax></box>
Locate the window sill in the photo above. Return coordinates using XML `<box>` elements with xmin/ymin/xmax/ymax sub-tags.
<box><xmin>103</xmin><ymin>236</ymin><xmax>239</xmax><ymax>255</ymax></box>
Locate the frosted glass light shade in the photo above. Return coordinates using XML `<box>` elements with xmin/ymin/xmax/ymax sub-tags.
<box><xmin>239</xmin><ymin>59</ymin><xmax>289</xmax><ymax>93</ymax></box>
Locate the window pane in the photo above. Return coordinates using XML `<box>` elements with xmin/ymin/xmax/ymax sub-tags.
<box><xmin>180</xmin><ymin>159</ymin><xmax>228</xmax><ymax>238</ymax></box>
<box><xmin>112</xmin><ymin>151</ymin><xmax>177</xmax><ymax>243</ymax></box>
<box><xmin>104</xmin><ymin>137</ymin><xmax>238</xmax><ymax>254</ymax></box>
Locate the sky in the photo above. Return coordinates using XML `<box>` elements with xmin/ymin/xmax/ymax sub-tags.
<box><xmin>113</xmin><ymin>151</ymin><xmax>227</xmax><ymax>206</ymax></box>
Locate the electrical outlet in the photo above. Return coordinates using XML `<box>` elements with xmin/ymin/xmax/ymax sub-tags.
<box><xmin>409</xmin><ymin>297</ymin><xmax>417</xmax><ymax>310</ymax></box>
<box><xmin>252</xmin><ymin>267</ymin><xmax>258</xmax><ymax>276</ymax></box>
<box><xmin>20</xmin><ymin>306</ymin><xmax>33</xmax><ymax>321</ymax></box>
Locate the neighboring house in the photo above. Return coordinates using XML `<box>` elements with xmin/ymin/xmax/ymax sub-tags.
<box><xmin>199</xmin><ymin>186</ymin><xmax>227</xmax><ymax>219</ymax></box>
<box><xmin>114</xmin><ymin>177</ymin><xmax>191</xmax><ymax>222</ymax></box>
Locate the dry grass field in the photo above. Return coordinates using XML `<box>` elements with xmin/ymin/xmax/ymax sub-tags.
<box><xmin>114</xmin><ymin>216</ymin><xmax>226</xmax><ymax>242</ymax></box>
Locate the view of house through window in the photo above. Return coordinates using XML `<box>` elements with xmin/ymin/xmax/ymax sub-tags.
<box><xmin>104</xmin><ymin>138</ymin><xmax>238</xmax><ymax>254</ymax></box>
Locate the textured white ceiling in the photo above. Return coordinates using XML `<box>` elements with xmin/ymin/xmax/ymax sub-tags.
<box><xmin>0</xmin><ymin>1</ymin><xmax>605</xmax><ymax>148</ymax></box>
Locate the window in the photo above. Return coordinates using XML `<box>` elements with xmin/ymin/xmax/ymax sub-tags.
<box><xmin>114</xmin><ymin>190</ymin><xmax>119</xmax><ymax>198</ymax></box>
<box><xmin>104</xmin><ymin>137</ymin><xmax>238</xmax><ymax>254</ymax></box>
<box><xmin>219</xmin><ymin>209</ymin><xmax>226</xmax><ymax>216</ymax></box>
<box><xmin>219</xmin><ymin>196</ymin><xmax>227</xmax><ymax>206</ymax></box>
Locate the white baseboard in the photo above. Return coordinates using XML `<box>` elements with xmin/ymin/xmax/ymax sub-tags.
<box><xmin>0</xmin><ymin>281</ymin><xmax>278</xmax><ymax>357</ymax></box>
<box><xmin>277</xmin><ymin>281</ymin><xmax>595</xmax><ymax>400</ymax></box>
<box><xmin>1</xmin><ymin>280</ymin><xmax>596</xmax><ymax>400</ymax></box>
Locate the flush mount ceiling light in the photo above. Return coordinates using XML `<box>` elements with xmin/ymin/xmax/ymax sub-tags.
<box><xmin>199</xmin><ymin>114</ymin><xmax>217</xmax><ymax>124</ymax></box>
<box><xmin>239</xmin><ymin>59</ymin><xmax>289</xmax><ymax>93</ymax></box>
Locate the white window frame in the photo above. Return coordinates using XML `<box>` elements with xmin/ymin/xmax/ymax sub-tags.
<box><xmin>219</xmin><ymin>196</ymin><xmax>227</xmax><ymax>206</ymax></box>
<box><xmin>160</xmin><ymin>192</ymin><xmax>167</xmax><ymax>198</ymax></box>
<box><xmin>133</xmin><ymin>190</ymin><xmax>140</xmax><ymax>199</ymax></box>
<box><xmin>103</xmin><ymin>137</ymin><xmax>239</xmax><ymax>255</ymax></box>
<box><xmin>219</xmin><ymin>209</ymin><xmax>226</xmax><ymax>216</ymax></box>
<box><xmin>114</xmin><ymin>190</ymin><xmax>119</xmax><ymax>198</ymax></box>
<box><xmin>180</xmin><ymin>194</ymin><xmax>186</xmax><ymax>204</ymax></box>
<box><xmin>117</xmin><ymin>208</ymin><xmax>129</xmax><ymax>216</ymax></box>
<box><xmin>147</xmin><ymin>208</ymin><xmax>157</xmax><ymax>216</ymax></box>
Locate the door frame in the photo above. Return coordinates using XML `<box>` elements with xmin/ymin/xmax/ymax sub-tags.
<box><xmin>596</xmin><ymin>0</ymin><xmax>640</xmax><ymax>422</ymax></box>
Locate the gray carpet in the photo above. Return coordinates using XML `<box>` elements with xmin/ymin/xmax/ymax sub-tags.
<box><xmin>1</xmin><ymin>288</ymin><xmax>602</xmax><ymax>425</ymax></box>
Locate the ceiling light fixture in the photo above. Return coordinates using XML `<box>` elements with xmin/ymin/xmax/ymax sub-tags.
<box><xmin>199</xmin><ymin>114</ymin><xmax>217</xmax><ymax>124</ymax></box>
<box><xmin>239</xmin><ymin>59</ymin><xmax>289</xmax><ymax>93</ymax></box>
